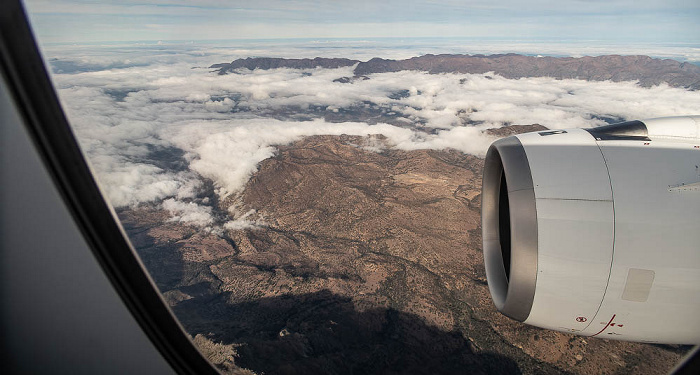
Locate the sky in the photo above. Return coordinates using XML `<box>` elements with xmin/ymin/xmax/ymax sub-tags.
<box><xmin>23</xmin><ymin>0</ymin><xmax>700</xmax><ymax>45</ymax></box>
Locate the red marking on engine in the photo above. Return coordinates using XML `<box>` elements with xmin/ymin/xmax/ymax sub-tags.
<box><xmin>590</xmin><ymin>314</ymin><xmax>616</xmax><ymax>337</ymax></box>
<box><xmin>644</xmin><ymin>142</ymin><xmax>650</xmax><ymax>145</ymax></box>
<box><xmin>576</xmin><ymin>316</ymin><xmax>587</xmax><ymax>323</ymax></box>
<box><xmin>618</xmin><ymin>324</ymin><xmax>623</xmax><ymax>327</ymax></box>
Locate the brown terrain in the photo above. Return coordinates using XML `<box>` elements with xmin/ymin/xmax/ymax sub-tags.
<box><xmin>213</xmin><ymin>54</ymin><xmax>700</xmax><ymax>90</ymax></box>
<box><xmin>118</xmin><ymin>128</ymin><xmax>689</xmax><ymax>374</ymax></box>
<box><xmin>213</xmin><ymin>57</ymin><xmax>359</xmax><ymax>72</ymax></box>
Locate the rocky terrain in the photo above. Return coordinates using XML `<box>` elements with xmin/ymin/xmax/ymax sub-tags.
<box><xmin>213</xmin><ymin>54</ymin><xmax>700</xmax><ymax>90</ymax></box>
<box><xmin>118</xmin><ymin>127</ymin><xmax>688</xmax><ymax>374</ymax></box>
<box><xmin>213</xmin><ymin>57</ymin><xmax>358</xmax><ymax>73</ymax></box>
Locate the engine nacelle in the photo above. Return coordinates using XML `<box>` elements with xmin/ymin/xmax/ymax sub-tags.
<box><xmin>482</xmin><ymin>116</ymin><xmax>700</xmax><ymax>344</ymax></box>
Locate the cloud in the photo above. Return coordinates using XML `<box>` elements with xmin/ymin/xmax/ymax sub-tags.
<box><xmin>162</xmin><ymin>198</ymin><xmax>214</xmax><ymax>227</ymax></box>
<box><xmin>46</xmin><ymin>43</ymin><xmax>700</xmax><ymax>216</ymax></box>
<box><xmin>224</xmin><ymin>209</ymin><xmax>264</xmax><ymax>231</ymax></box>
<box><xmin>90</xmin><ymin>160</ymin><xmax>189</xmax><ymax>207</ymax></box>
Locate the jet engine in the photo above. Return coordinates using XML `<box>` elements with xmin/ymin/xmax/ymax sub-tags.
<box><xmin>481</xmin><ymin>116</ymin><xmax>700</xmax><ymax>344</ymax></box>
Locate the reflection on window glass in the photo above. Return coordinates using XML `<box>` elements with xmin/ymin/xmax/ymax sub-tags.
<box><xmin>24</xmin><ymin>1</ymin><xmax>698</xmax><ymax>373</ymax></box>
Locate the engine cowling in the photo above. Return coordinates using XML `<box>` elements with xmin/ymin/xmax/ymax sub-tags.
<box><xmin>481</xmin><ymin>116</ymin><xmax>700</xmax><ymax>344</ymax></box>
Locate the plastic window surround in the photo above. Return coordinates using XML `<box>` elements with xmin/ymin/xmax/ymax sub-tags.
<box><xmin>0</xmin><ymin>1</ymin><xmax>220</xmax><ymax>374</ymax></box>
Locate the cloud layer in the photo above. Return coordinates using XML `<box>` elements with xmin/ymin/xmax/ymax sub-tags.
<box><xmin>47</xmin><ymin>44</ymin><xmax>700</xmax><ymax>229</ymax></box>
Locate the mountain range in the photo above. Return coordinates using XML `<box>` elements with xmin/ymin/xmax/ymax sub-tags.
<box><xmin>118</xmin><ymin>126</ymin><xmax>688</xmax><ymax>375</ymax></box>
<box><xmin>213</xmin><ymin>54</ymin><xmax>700</xmax><ymax>90</ymax></box>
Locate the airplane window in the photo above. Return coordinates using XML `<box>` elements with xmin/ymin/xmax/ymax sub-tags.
<box><xmin>21</xmin><ymin>1</ymin><xmax>699</xmax><ymax>374</ymax></box>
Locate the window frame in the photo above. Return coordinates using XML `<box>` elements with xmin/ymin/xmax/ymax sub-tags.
<box><xmin>0</xmin><ymin>2</ymin><xmax>220</xmax><ymax>374</ymax></box>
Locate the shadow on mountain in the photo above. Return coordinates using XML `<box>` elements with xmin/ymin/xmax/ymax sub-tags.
<box><xmin>173</xmin><ymin>289</ymin><xmax>522</xmax><ymax>375</ymax></box>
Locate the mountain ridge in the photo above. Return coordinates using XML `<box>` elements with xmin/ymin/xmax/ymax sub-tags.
<box><xmin>118</xmin><ymin>127</ymin><xmax>689</xmax><ymax>375</ymax></box>
<box><xmin>212</xmin><ymin>53</ymin><xmax>700</xmax><ymax>90</ymax></box>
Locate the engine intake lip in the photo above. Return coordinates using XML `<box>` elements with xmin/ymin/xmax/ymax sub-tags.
<box><xmin>482</xmin><ymin>136</ymin><xmax>538</xmax><ymax>322</ymax></box>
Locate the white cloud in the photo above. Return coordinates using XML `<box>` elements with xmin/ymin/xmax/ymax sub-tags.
<box><xmin>47</xmin><ymin>43</ymin><xmax>700</xmax><ymax>216</ymax></box>
<box><xmin>91</xmin><ymin>161</ymin><xmax>182</xmax><ymax>207</ymax></box>
<box><xmin>223</xmin><ymin>209</ymin><xmax>264</xmax><ymax>231</ymax></box>
<box><xmin>162</xmin><ymin>198</ymin><xmax>214</xmax><ymax>227</ymax></box>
